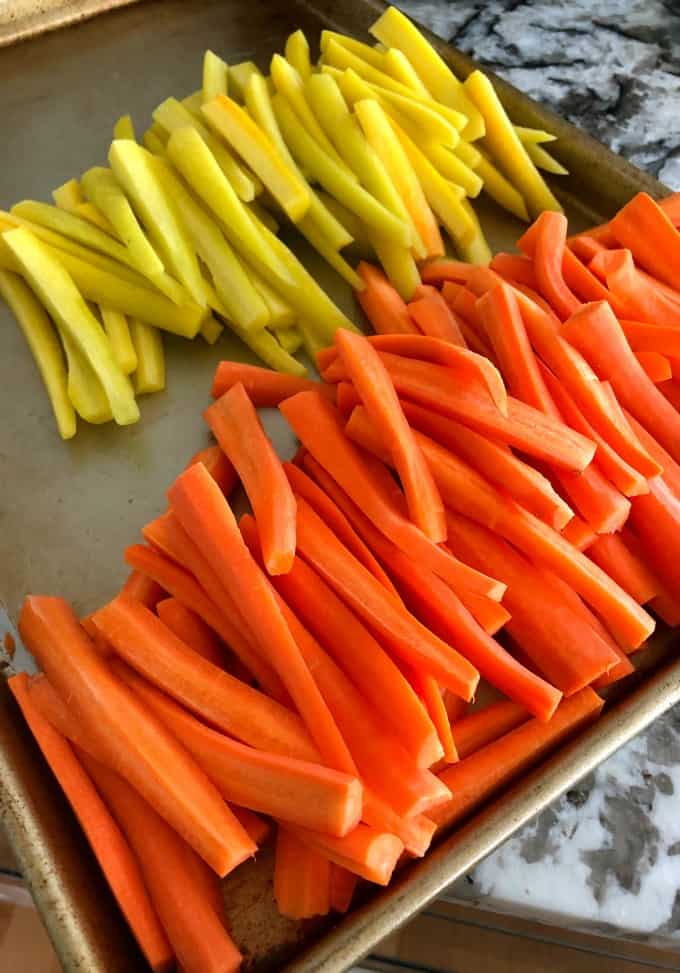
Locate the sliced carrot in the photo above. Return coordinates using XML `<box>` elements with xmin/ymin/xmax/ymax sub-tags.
<box><xmin>410</xmin><ymin>671</ymin><xmax>457</xmax><ymax>764</ymax></box>
<box><xmin>18</xmin><ymin>596</ymin><xmax>250</xmax><ymax>877</ymax></box>
<box><xmin>441</xmin><ymin>281</ymin><xmax>481</xmax><ymax>325</ymax></box>
<box><xmin>169</xmin><ymin>463</ymin><xmax>353</xmax><ymax>772</ymax></box>
<box><xmin>156</xmin><ymin>598</ymin><xmax>226</xmax><ymax>667</ymax></box>
<box><xmin>609</xmin><ymin>192</ymin><xmax>680</xmax><ymax>293</ymax></box>
<box><xmin>9</xmin><ymin>674</ymin><xmax>174</xmax><ymax>973</ymax></box>
<box><xmin>247</xmin><ymin>505</ymin><xmax>441</xmax><ymax>769</ymax></box>
<box><xmin>291</xmin><ymin>493</ymin><xmax>479</xmax><ymax>700</ymax></box>
<box><xmin>445</xmin><ymin>512</ymin><xmax>619</xmax><ymax>693</ymax></box>
<box><xmin>329</xmin><ymin>865</ymin><xmax>358</xmax><ymax>913</ymax></box>
<box><xmin>477</xmin><ymin>282</ymin><xmax>558</xmax><ymax>416</ymax></box>
<box><xmin>561</xmin><ymin>246</ymin><xmax>627</xmax><ymax>315</ymax></box>
<box><xmin>420</xmin><ymin>259</ymin><xmax>475</xmax><ymax>285</ymax></box>
<box><xmin>621</xmin><ymin>320</ymin><xmax>680</xmax><ymax>360</ymax></box>
<box><xmin>629</xmin><ymin>478</ymin><xmax>680</xmax><ymax>602</ymax></box>
<box><xmin>430</xmin><ymin>688</ymin><xmax>604</xmax><ymax>831</ymax></box>
<box><xmin>538</xmin><ymin>363</ymin><xmax>649</xmax><ymax>498</ymax></box>
<box><xmin>590</xmin><ymin>248</ymin><xmax>680</xmax><ymax>326</ymax></box>
<box><xmin>560</xmin><ymin>514</ymin><xmax>597</xmax><ymax>551</ymax></box>
<box><xmin>204</xmin><ymin>383</ymin><xmax>296</xmax><ymax>575</ymax></box>
<box><xmin>113</xmin><ymin>661</ymin><xmax>362</xmax><ymax>837</ymax></box>
<box><xmin>274</xmin><ymin>829</ymin><xmax>331</xmax><ymax>919</ymax></box>
<box><xmin>127</xmin><ymin>538</ymin><xmax>286</xmax><ymax>702</ymax></box>
<box><xmin>239</xmin><ymin>513</ymin><xmax>451</xmax><ymax>817</ymax></box>
<box><xmin>281</xmin><ymin>390</ymin><xmax>505</xmax><ymax>600</ymax></box>
<box><xmin>292</xmin><ymin>823</ymin><xmax>403</xmax><ymax>886</ymax></box>
<box><xmin>211</xmin><ymin>361</ymin><xmax>320</xmax><ymax>405</ymax></box>
<box><xmin>355</xmin><ymin>261</ymin><xmax>419</xmax><ymax>335</ymax></box>
<box><xmin>518</xmin><ymin>211</ymin><xmax>580</xmax><ymax>320</ymax></box>
<box><xmin>80</xmin><ymin>753</ymin><xmax>242</xmax><ymax>973</ymax></box>
<box><xmin>408</xmin><ymin>291</ymin><xmax>466</xmax><ymax>346</ymax></box>
<box><xmin>561</xmin><ymin>300</ymin><xmax>680</xmax><ymax>465</ymax></box>
<box><xmin>336</xmin><ymin>380</ymin><xmax>360</xmax><ymax>416</ymax></box>
<box><xmin>92</xmin><ymin>594</ymin><xmax>318</xmax><ymax>762</ymax></box>
<box><xmin>322</xmin><ymin>334</ymin><xmax>508</xmax><ymax>416</ymax></box>
<box><xmin>400</xmin><ymin>399</ymin><xmax>573</xmax><ymax>530</ymax></box>
<box><xmin>659</xmin><ymin>379</ymin><xmax>680</xmax><ymax>412</ymax></box>
<box><xmin>295</xmin><ymin>467</ymin><xmax>560</xmax><ymax>719</ymax></box>
<box><xmin>489</xmin><ymin>253</ymin><xmax>538</xmax><ymax>289</ymax></box>
<box><xmin>185</xmin><ymin>445</ymin><xmax>238</xmax><ymax>497</ymax></box>
<box><xmin>231</xmin><ymin>807</ymin><xmax>271</xmax><ymax>846</ymax></box>
<box><xmin>120</xmin><ymin>569</ymin><xmax>164</xmax><ymax>608</ymax></box>
<box><xmin>634</xmin><ymin>351</ymin><xmax>672</xmax><ymax>383</ymax></box>
<box><xmin>588</xmin><ymin>533</ymin><xmax>660</xmax><ymax>605</ymax></box>
<box><xmin>624</xmin><ymin>412</ymin><xmax>680</xmax><ymax>501</ymax></box>
<box><xmin>568</xmin><ymin>235</ymin><xmax>606</xmax><ymax>263</ymax></box>
<box><xmin>353</xmin><ymin>422</ymin><xmax>652</xmax><ymax>648</ymax></box>
<box><xmin>283</xmin><ymin>461</ymin><xmax>399</xmax><ymax>596</ymax></box>
<box><xmin>335</xmin><ymin>328</ymin><xmax>446</xmax><ymax>542</ymax></box>
<box><xmin>650</xmin><ymin>587</ymin><xmax>680</xmax><ymax>626</ymax></box>
<box><xmin>456</xmin><ymin>593</ymin><xmax>511</xmax><ymax>636</ymax></box>
<box><xmin>452</xmin><ymin>701</ymin><xmax>529</xmax><ymax>759</ymax></box>
<box><xmin>334</xmin><ymin>354</ymin><xmax>595</xmax><ymax>472</ymax></box>
<box><xmin>514</xmin><ymin>290</ymin><xmax>660</xmax><ymax>477</ymax></box>
<box><xmin>550</xmin><ymin>460</ymin><xmax>631</xmax><ymax>535</ymax></box>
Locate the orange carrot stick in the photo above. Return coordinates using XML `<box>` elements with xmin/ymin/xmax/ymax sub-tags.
<box><xmin>18</xmin><ymin>596</ymin><xmax>251</xmax><ymax>877</ymax></box>
<box><xmin>408</xmin><ymin>291</ymin><xmax>466</xmax><ymax>346</ymax></box>
<box><xmin>248</xmin><ymin>509</ymin><xmax>441</xmax><ymax>769</ymax></box>
<box><xmin>120</xmin><ymin>569</ymin><xmax>164</xmax><ymax>608</ymax></box>
<box><xmin>588</xmin><ymin>533</ymin><xmax>660</xmax><ymax>605</ymax></box>
<box><xmin>489</xmin><ymin>253</ymin><xmax>538</xmax><ymax>289</ymax></box>
<box><xmin>560</xmin><ymin>514</ymin><xmax>597</xmax><ymax>551</ymax></box>
<box><xmin>561</xmin><ymin>300</ymin><xmax>680</xmax><ymax>465</ymax></box>
<box><xmin>211</xmin><ymin>361</ymin><xmax>320</xmax><ymax>405</ymax></box>
<box><xmin>321</xmin><ymin>334</ymin><xmax>507</xmax><ymax>416</ymax></box>
<box><xmin>420</xmin><ymin>259</ymin><xmax>476</xmax><ymax>285</ymax></box>
<box><xmin>113</xmin><ymin>662</ymin><xmax>362</xmax><ymax>837</ymax></box>
<box><xmin>634</xmin><ymin>351</ymin><xmax>672</xmax><ymax>384</ymax></box>
<box><xmin>538</xmin><ymin>363</ymin><xmax>649</xmax><ymax>498</ymax></box>
<box><xmin>355</xmin><ymin>261</ymin><xmax>419</xmax><ymax>335</ymax></box>
<box><xmin>562</xmin><ymin>246</ymin><xmax>628</xmax><ymax>315</ymax></box>
<box><xmin>455</xmin><ymin>593</ymin><xmax>511</xmax><ymax>636</ymax></box>
<box><xmin>126</xmin><ymin>540</ymin><xmax>286</xmax><ymax>702</ymax></box>
<box><xmin>409</xmin><ymin>671</ymin><xmax>457</xmax><ymax>764</ymax></box>
<box><xmin>519</xmin><ymin>211</ymin><xmax>580</xmax><ymax>320</ymax></box>
<box><xmin>239</xmin><ymin>513</ymin><xmax>451</xmax><ymax>817</ymax></box>
<box><xmin>292</xmin><ymin>493</ymin><xmax>480</xmax><ymax>700</ymax></box>
<box><xmin>609</xmin><ymin>192</ymin><xmax>680</xmax><ymax>293</ymax></box>
<box><xmin>400</xmin><ymin>399</ymin><xmax>573</xmax><ymax>529</ymax></box>
<box><xmin>283</xmin><ymin>461</ymin><xmax>400</xmax><ymax>597</ymax></box>
<box><xmin>92</xmin><ymin>594</ymin><xmax>318</xmax><ymax>762</ymax></box>
<box><xmin>430</xmin><ymin>688</ymin><xmax>604</xmax><ymax>831</ymax></box>
<box><xmin>81</xmin><ymin>753</ymin><xmax>243</xmax><ymax>973</ymax></box>
<box><xmin>231</xmin><ymin>807</ymin><xmax>271</xmax><ymax>846</ymax></box>
<box><xmin>185</xmin><ymin>445</ymin><xmax>238</xmax><ymax>497</ymax></box>
<box><xmin>156</xmin><ymin>598</ymin><xmax>225</xmax><ymax>667</ymax></box>
<box><xmin>274</xmin><ymin>829</ymin><xmax>331</xmax><ymax>919</ymax></box>
<box><xmin>629</xmin><ymin>478</ymin><xmax>680</xmax><ymax>602</ymax></box>
<box><xmin>477</xmin><ymin>282</ymin><xmax>558</xmax><ymax>416</ymax></box>
<box><xmin>307</xmin><ymin>453</ymin><xmax>562</xmax><ymax>720</ymax></box>
<box><xmin>590</xmin><ymin>248</ymin><xmax>680</xmax><ymax>326</ymax></box>
<box><xmin>621</xmin><ymin>320</ymin><xmax>680</xmax><ymax>360</ymax></box>
<box><xmin>335</xmin><ymin>329</ymin><xmax>446</xmax><ymax>542</ymax></box>
<box><xmin>9</xmin><ymin>674</ymin><xmax>174</xmax><ymax>973</ymax></box>
<box><xmin>329</xmin><ymin>865</ymin><xmax>358</xmax><ymax>913</ymax></box>
<box><xmin>204</xmin><ymin>383</ymin><xmax>296</xmax><ymax>575</ymax></box>
<box><xmin>168</xmin><ymin>463</ymin><xmax>351</xmax><ymax>771</ymax></box>
<box><xmin>452</xmin><ymin>701</ymin><xmax>529</xmax><ymax>759</ymax></box>
<box><xmin>568</xmin><ymin>235</ymin><xmax>606</xmax><ymax>263</ymax></box>
<box><xmin>281</xmin><ymin>390</ymin><xmax>505</xmax><ymax>600</ymax></box>
<box><xmin>350</xmin><ymin>421</ymin><xmax>652</xmax><ymax>648</ymax></box>
<box><xmin>292</xmin><ymin>823</ymin><xmax>403</xmax><ymax>886</ymax></box>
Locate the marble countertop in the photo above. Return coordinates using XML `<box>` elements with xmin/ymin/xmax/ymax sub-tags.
<box><xmin>397</xmin><ymin>0</ymin><xmax>680</xmax><ymax>946</ymax></box>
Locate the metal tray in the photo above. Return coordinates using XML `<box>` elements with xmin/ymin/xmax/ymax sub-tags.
<box><xmin>1</xmin><ymin>1</ymin><xmax>679</xmax><ymax>970</ymax></box>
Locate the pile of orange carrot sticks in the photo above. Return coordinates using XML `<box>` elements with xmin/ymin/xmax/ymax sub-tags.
<box><xmin>10</xmin><ymin>190</ymin><xmax>680</xmax><ymax>973</ymax></box>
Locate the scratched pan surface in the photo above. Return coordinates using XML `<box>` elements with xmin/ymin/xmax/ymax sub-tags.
<box><xmin>0</xmin><ymin>1</ymin><xmax>679</xmax><ymax>971</ymax></box>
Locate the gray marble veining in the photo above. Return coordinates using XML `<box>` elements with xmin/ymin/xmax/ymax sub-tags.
<box><xmin>396</xmin><ymin>0</ymin><xmax>680</xmax><ymax>941</ymax></box>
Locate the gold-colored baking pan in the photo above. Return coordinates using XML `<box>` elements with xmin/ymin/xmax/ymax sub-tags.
<box><xmin>0</xmin><ymin>1</ymin><xmax>676</xmax><ymax>970</ymax></box>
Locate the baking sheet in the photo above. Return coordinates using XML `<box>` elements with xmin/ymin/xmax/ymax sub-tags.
<box><xmin>0</xmin><ymin>1</ymin><xmax>677</xmax><ymax>970</ymax></box>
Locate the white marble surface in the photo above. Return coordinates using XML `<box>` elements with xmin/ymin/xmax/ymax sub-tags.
<box><xmin>397</xmin><ymin>0</ymin><xmax>680</xmax><ymax>943</ymax></box>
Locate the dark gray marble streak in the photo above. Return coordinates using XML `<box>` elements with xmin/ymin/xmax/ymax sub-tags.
<box><xmin>400</xmin><ymin>0</ymin><xmax>680</xmax><ymax>186</ymax></box>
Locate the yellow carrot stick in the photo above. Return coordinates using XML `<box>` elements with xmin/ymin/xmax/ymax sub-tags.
<box><xmin>383</xmin><ymin>48</ymin><xmax>429</xmax><ymax>96</ymax></box>
<box><xmin>113</xmin><ymin>114</ymin><xmax>136</xmax><ymax>141</ymax></box>
<box><xmin>72</xmin><ymin>202</ymin><xmax>118</xmax><ymax>236</ymax></box>
<box><xmin>525</xmin><ymin>142</ymin><xmax>568</xmax><ymax>176</ymax></box>
<box><xmin>0</xmin><ymin>270</ymin><xmax>76</xmax><ymax>439</ymax></box>
<box><xmin>285</xmin><ymin>30</ymin><xmax>312</xmax><ymax>80</ymax></box>
<box><xmin>52</xmin><ymin>179</ymin><xmax>83</xmax><ymax>211</ymax></box>
<box><xmin>463</xmin><ymin>70</ymin><xmax>562</xmax><ymax>217</ymax></box>
<box><xmin>514</xmin><ymin>125</ymin><xmax>557</xmax><ymax>145</ymax></box>
<box><xmin>276</xmin><ymin>325</ymin><xmax>303</xmax><ymax>355</ymax></box>
<box><xmin>228</xmin><ymin>61</ymin><xmax>264</xmax><ymax>102</ymax></box>
<box><xmin>199</xmin><ymin>314</ymin><xmax>224</xmax><ymax>345</ymax></box>
<box><xmin>475</xmin><ymin>152</ymin><xmax>530</xmax><ymax>221</ymax></box>
<box><xmin>457</xmin><ymin>197</ymin><xmax>492</xmax><ymax>264</ymax></box>
<box><xmin>202</xmin><ymin>50</ymin><xmax>228</xmax><ymax>103</ymax></box>
<box><xmin>99</xmin><ymin>306</ymin><xmax>137</xmax><ymax>375</ymax></box>
<box><xmin>130</xmin><ymin>319</ymin><xmax>165</xmax><ymax>394</ymax></box>
<box><xmin>320</xmin><ymin>31</ymin><xmax>387</xmax><ymax>69</ymax></box>
<box><xmin>4</xmin><ymin>228</ymin><xmax>139</xmax><ymax>426</ymax></box>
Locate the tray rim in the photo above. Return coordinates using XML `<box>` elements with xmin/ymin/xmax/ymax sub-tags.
<box><xmin>0</xmin><ymin>2</ymin><xmax>677</xmax><ymax>971</ymax></box>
